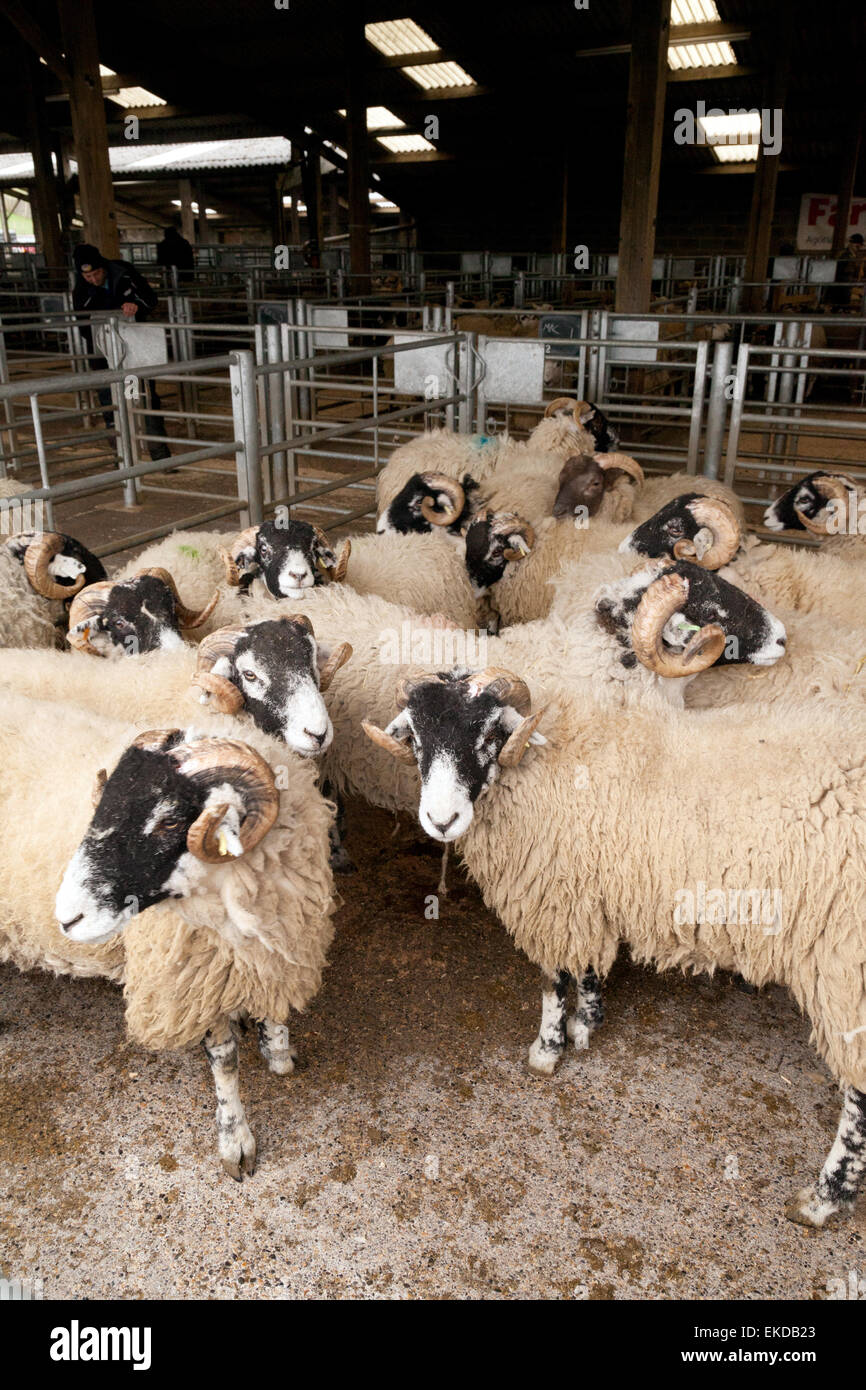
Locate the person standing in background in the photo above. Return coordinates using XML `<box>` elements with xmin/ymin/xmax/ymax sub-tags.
<box><xmin>156</xmin><ymin>224</ymin><xmax>194</xmax><ymax>284</ymax></box>
<box><xmin>72</xmin><ymin>243</ymin><xmax>171</xmax><ymax>463</ymax></box>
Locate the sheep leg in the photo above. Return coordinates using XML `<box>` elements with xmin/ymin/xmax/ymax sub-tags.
<box><xmin>528</xmin><ymin>970</ymin><xmax>571</xmax><ymax>1076</ymax></box>
<box><xmin>202</xmin><ymin>1020</ymin><xmax>257</xmax><ymax>1181</ymax></box>
<box><xmin>256</xmin><ymin>1018</ymin><xmax>297</xmax><ymax>1076</ymax></box>
<box><xmin>567</xmin><ymin>968</ymin><xmax>605</xmax><ymax>1052</ymax></box>
<box><xmin>786</xmin><ymin>1086</ymin><xmax>866</xmax><ymax>1227</ymax></box>
<box><xmin>321</xmin><ymin>777</ymin><xmax>355</xmax><ymax>873</ymax></box>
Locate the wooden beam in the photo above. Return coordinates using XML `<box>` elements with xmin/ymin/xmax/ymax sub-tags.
<box><xmin>615</xmin><ymin>0</ymin><xmax>671</xmax><ymax>314</ymax></box>
<box><xmin>345</xmin><ymin>12</ymin><xmax>370</xmax><ymax>292</ymax></box>
<box><xmin>576</xmin><ymin>22</ymin><xmax>749</xmax><ymax>58</ymax></box>
<box><xmin>831</xmin><ymin>110</ymin><xmax>864</xmax><ymax>257</ymax></box>
<box><xmin>22</xmin><ymin>46</ymin><xmax>64</xmax><ymax>265</ymax></box>
<box><xmin>0</xmin><ymin>0</ymin><xmax>70</xmax><ymax>83</ymax></box>
<box><xmin>667</xmin><ymin>64</ymin><xmax>755</xmax><ymax>82</ymax></box>
<box><xmin>113</xmin><ymin>195</ymin><xmax>171</xmax><ymax>228</ymax></box>
<box><xmin>57</xmin><ymin>0</ymin><xmax>119</xmax><ymax>256</ymax></box>
<box><xmin>743</xmin><ymin>36</ymin><xmax>790</xmax><ymax>311</ymax></box>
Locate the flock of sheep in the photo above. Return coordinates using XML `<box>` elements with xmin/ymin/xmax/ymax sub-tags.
<box><xmin>1</xmin><ymin>404</ymin><xmax>865</xmax><ymax>1231</ymax></box>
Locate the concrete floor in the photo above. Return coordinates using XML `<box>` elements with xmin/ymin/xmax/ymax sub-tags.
<box><xmin>1</xmin><ymin>798</ymin><xmax>863</xmax><ymax>1301</ymax></box>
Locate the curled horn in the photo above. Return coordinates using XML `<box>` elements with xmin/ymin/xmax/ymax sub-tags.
<box><xmin>131</xmin><ymin>728</ymin><xmax>182</xmax><ymax>753</ymax></box>
<box><xmin>464</xmin><ymin>667</ymin><xmax>532</xmax><ymax>716</ymax></box>
<box><xmin>220</xmin><ymin>526</ymin><xmax>260</xmax><ymax>586</ymax></box>
<box><xmin>572</xmin><ymin>400</ymin><xmax>595</xmax><ymax>425</ymax></box>
<box><xmin>66</xmin><ymin>581</ymin><xmax>115</xmax><ymax>654</ymax></box>
<box><xmin>190</xmin><ymin>625</ymin><xmax>247</xmax><ymax>713</ymax></box>
<box><xmin>395</xmin><ymin>671</ymin><xmax>442</xmax><ymax>709</ymax></box>
<box><xmin>21</xmin><ymin>533</ymin><xmax>86</xmax><ymax>601</ymax></box>
<box><xmin>136</xmin><ymin>567</ymin><xmax>219</xmax><ymax>629</ymax></box>
<box><xmin>630</xmin><ymin>571</ymin><xmax>726</xmax><ymax>678</ymax></box>
<box><xmin>488</xmin><ymin>513</ymin><xmax>535</xmax><ymax>561</ymax></box>
<box><xmin>91</xmin><ymin>767</ymin><xmax>107</xmax><ymax>808</ymax></box>
<box><xmin>596</xmin><ymin>452</ymin><xmax>645</xmax><ymax>487</ymax></box>
<box><xmin>284</xmin><ymin>611</ymin><xmax>314</xmax><ymax>633</ymax></box>
<box><xmin>332</xmin><ymin>538</ymin><xmax>351</xmax><ymax>582</ymax></box>
<box><xmin>173</xmin><ymin>738</ymin><xmax>279</xmax><ymax>863</ymax></box>
<box><xmin>361</xmin><ymin>720</ymin><xmax>417</xmax><ymax>765</ymax></box>
<box><xmin>318</xmin><ymin>642</ymin><xmax>353</xmax><ymax>692</ymax></box>
<box><xmin>794</xmin><ymin>475</ymin><xmax>856</xmax><ymax>535</ymax></box>
<box><xmin>671</xmin><ymin>497</ymin><xmax>740</xmax><ymax>568</ymax></box>
<box><xmin>499</xmin><ymin>707</ymin><xmax>547</xmax><ymax>768</ymax></box>
<box><xmin>419</xmin><ymin>473</ymin><xmax>465</xmax><ymax>527</ymax></box>
<box><xmin>543</xmin><ymin>397</ymin><xmax>579</xmax><ymax>419</ymax></box>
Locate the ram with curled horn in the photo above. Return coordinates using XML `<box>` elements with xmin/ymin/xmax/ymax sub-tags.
<box><xmin>67</xmin><ymin>569</ymin><xmax>220</xmax><ymax>657</ymax></box>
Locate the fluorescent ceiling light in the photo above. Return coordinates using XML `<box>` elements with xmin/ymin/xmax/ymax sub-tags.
<box><xmin>402</xmin><ymin>61</ymin><xmax>475</xmax><ymax>89</ymax></box>
<box><xmin>699</xmin><ymin>111</ymin><xmax>761</xmax><ymax>141</ymax></box>
<box><xmin>99</xmin><ymin>64</ymin><xmax>166</xmax><ymax>109</ymax></box>
<box><xmin>365</xmin><ymin>18</ymin><xmax>438</xmax><ymax>56</ymax></box>
<box><xmin>170</xmin><ymin>199</ymin><xmax>218</xmax><ymax>214</ymax></box>
<box><xmin>668</xmin><ymin>40</ymin><xmax>737</xmax><ymax>68</ymax></box>
<box><xmin>377</xmin><ymin>133</ymin><xmax>436</xmax><ymax>153</ymax></box>
<box><xmin>671</xmin><ymin>0</ymin><xmax>720</xmax><ymax>23</ymax></box>
<box><xmin>337</xmin><ymin>107</ymin><xmax>405</xmax><ymax>130</ymax></box>
<box><xmin>711</xmin><ymin>143</ymin><xmax>759</xmax><ymax>163</ymax></box>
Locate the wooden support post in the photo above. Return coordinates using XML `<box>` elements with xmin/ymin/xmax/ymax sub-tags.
<box><xmin>53</xmin><ymin>135</ymin><xmax>76</xmax><ymax>251</ymax></box>
<box><xmin>195</xmin><ymin>181</ymin><xmax>213</xmax><ymax>244</ymax></box>
<box><xmin>0</xmin><ymin>193</ymin><xmax>9</xmax><ymax>245</ymax></box>
<box><xmin>57</xmin><ymin>0</ymin><xmax>119</xmax><ymax>257</ymax></box>
<box><xmin>743</xmin><ymin>36</ymin><xmax>790</xmax><ymax>313</ymax></box>
<box><xmin>22</xmin><ymin>48</ymin><xmax>63</xmax><ymax>267</ymax></box>
<box><xmin>345</xmin><ymin>14</ymin><xmax>370</xmax><ymax>293</ymax></box>
<box><xmin>615</xmin><ymin>0</ymin><xmax>671</xmax><ymax>313</ymax></box>
<box><xmin>300</xmin><ymin>141</ymin><xmax>323</xmax><ymax>266</ymax></box>
<box><xmin>831</xmin><ymin>111</ymin><xmax>864</xmax><ymax>258</ymax></box>
<box><xmin>179</xmin><ymin>178</ymin><xmax>195</xmax><ymax>243</ymax></box>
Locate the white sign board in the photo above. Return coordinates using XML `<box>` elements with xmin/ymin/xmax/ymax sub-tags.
<box><xmin>478</xmin><ymin>339</ymin><xmax>546</xmax><ymax>404</ymax></box>
<box><xmin>94</xmin><ymin>321</ymin><xmax>168</xmax><ymax>371</ymax></box>
<box><xmin>309</xmin><ymin>307</ymin><xmax>348</xmax><ymax>349</ymax></box>
<box><xmin>393</xmin><ymin>333</ymin><xmax>454</xmax><ymax>398</ymax></box>
<box><xmin>797</xmin><ymin>193</ymin><xmax>866</xmax><ymax>251</ymax></box>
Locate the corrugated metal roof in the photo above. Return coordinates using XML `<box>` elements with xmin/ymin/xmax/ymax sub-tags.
<box><xmin>0</xmin><ymin>137</ymin><xmax>293</xmax><ymax>182</ymax></box>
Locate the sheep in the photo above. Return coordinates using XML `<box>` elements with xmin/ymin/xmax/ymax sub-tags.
<box><xmin>764</xmin><ymin>470</ymin><xmax>866</xmax><ymax>557</ymax></box>
<box><xmin>0</xmin><ymin>491</ymin><xmax>107</xmax><ymax>648</ymax></box>
<box><xmin>358</xmin><ymin>665</ymin><xmax>866</xmax><ymax>1228</ymax></box>
<box><xmin>620</xmin><ymin>491</ymin><xmax>866</xmax><ymax>630</ymax></box>
<box><xmin>130</xmin><ymin>510</ymin><xmax>536</xmax><ymax>637</ymax></box>
<box><xmin>375</xmin><ymin>397</ymin><xmax>607</xmax><ymax>526</ymax></box>
<box><xmin>66</xmin><ymin>568</ymin><xmax>220</xmax><ymax>657</ymax></box>
<box><xmin>0</xmin><ymin>610</ymin><xmax>354</xmax><ymax>867</ymax></box>
<box><xmin>0</xmin><ymin>692</ymin><xmax>335</xmax><ymax>1179</ymax></box>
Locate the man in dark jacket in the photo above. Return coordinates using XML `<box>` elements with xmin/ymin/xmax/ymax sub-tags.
<box><xmin>72</xmin><ymin>243</ymin><xmax>171</xmax><ymax>462</ymax></box>
<box><xmin>155</xmin><ymin>224</ymin><xmax>194</xmax><ymax>283</ymax></box>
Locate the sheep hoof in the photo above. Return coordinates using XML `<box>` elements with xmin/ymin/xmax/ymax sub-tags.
<box><xmin>222</xmin><ymin>1158</ymin><xmax>243</xmax><ymax>1182</ymax></box>
<box><xmin>268</xmin><ymin>1046</ymin><xmax>298</xmax><ymax>1077</ymax></box>
<box><xmin>567</xmin><ymin>1017</ymin><xmax>591</xmax><ymax>1051</ymax></box>
<box><xmin>220</xmin><ymin>1127</ymin><xmax>257</xmax><ymax>1181</ymax></box>
<box><xmin>784</xmin><ymin>1186</ymin><xmax>839</xmax><ymax>1228</ymax></box>
<box><xmin>527</xmin><ymin>1040</ymin><xmax>561</xmax><ymax>1076</ymax></box>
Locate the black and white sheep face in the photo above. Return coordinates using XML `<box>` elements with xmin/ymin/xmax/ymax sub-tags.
<box><xmin>69</xmin><ymin>575</ymin><xmax>184</xmax><ymax>657</ymax></box>
<box><xmin>212</xmin><ymin>620</ymin><xmax>333</xmax><ymax>757</ymax></box>
<box><xmin>56</xmin><ymin>739</ymin><xmax>233</xmax><ymax>944</ymax></box>
<box><xmin>381</xmin><ymin>673</ymin><xmax>544</xmax><ymax>843</ymax></box>
<box><xmin>6</xmin><ymin>532</ymin><xmax>106</xmax><ymax>590</ymax></box>
<box><xmin>763</xmin><ymin>472</ymin><xmax>851</xmax><ymax>532</ymax></box>
<box><xmin>376</xmin><ymin>472</ymin><xmax>479</xmax><ymax>536</ymax></box>
<box><xmin>245</xmin><ymin>520</ymin><xmax>336</xmax><ymax>599</ymax></box>
<box><xmin>462</xmin><ymin>514</ymin><xmax>532</xmax><ymax>596</ymax></box>
<box><xmin>580</xmin><ymin>403</ymin><xmax>619</xmax><ymax>455</ymax></box>
<box><xmin>620</xmin><ymin>494</ymin><xmax>719</xmax><ymax>561</ymax></box>
<box><xmin>596</xmin><ymin>561</ymin><xmax>787</xmax><ymax>669</ymax></box>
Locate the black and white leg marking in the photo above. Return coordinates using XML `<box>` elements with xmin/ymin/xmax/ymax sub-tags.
<box><xmin>567</xmin><ymin>968</ymin><xmax>605</xmax><ymax>1052</ymax></box>
<box><xmin>786</xmin><ymin>1086</ymin><xmax>866</xmax><ymax>1227</ymax></box>
<box><xmin>256</xmin><ymin>1018</ymin><xmax>298</xmax><ymax>1076</ymax></box>
<box><xmin>202</xmin><ymin>1020</ymin><xmax>256</xmax><ymax>1181</ymax></box>
<box><xmin>528</xmin><ymin>969</ymin><xmax>572</xmax><ymax>1076</ymax></box>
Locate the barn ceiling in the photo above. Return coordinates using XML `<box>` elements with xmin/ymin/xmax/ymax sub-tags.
<box><xmin>0</xmin><ymin>0</ymin><xmax>862</xmax><ymax>243</ymax></box>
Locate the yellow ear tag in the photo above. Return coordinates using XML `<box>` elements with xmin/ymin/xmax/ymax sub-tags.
<box><xmin>217</xmin><ymin>829</ymin><xmax>231</xmax><ymax>857</ymax></box>
<box><xmin>317</xmin><ymin>556</ymin><xmax>329</xmax><ymax>573</ymax></box>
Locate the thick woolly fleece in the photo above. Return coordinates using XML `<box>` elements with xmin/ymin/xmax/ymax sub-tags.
<box><xmin>130</xmin><ymin>528</ymin><xmax>487</xmax><ymax>630</ymax></box>
<box><xmin>482</xmin><ymin>473</ymin><xmax>743</xmax><ymax>628</ymax></box>
<box><xmin>0</xmin><ymin>693</ymin><xmax>335</xmax><ymax>1052</ymax></box>
<box><xmin>375</xmin><ymin>429</ymin><xmax>505</xmax><ymax>515</ymax></box>
<box><xmin>240</xmin><ymin>582</ymin><xmax>866</xmax><ymax>1093</ymax></box>
<box><xmin>0</xmin><ymin>480</ymin><xmax>65</xmax><ymax>649</ymax></box>
<box><xmin>729</xmin><ymin>534</ymin><xmax>866</xmax><ymax>627</ymax></box>
<box><xmin>456</xmin><ymin>684</ymin><xmax>866</xmax><ymax>1093</ymax></box>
